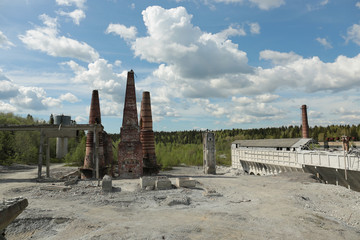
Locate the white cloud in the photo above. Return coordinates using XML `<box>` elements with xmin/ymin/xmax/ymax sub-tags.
<box><xmin>345</xmin><ymin>23</ymin><xmax>360</xmax><ymax>46</ymax></box>
<box><xmin>248</xmin><ymin>22</ymin><xmax>260</xmax><ymax>34</ymax></box>
<box><xmin>10</xmin><ymin>87</ymin><xmax>61</xmax><ymax>110</ymax></box>
<box><xmin>64</xmin><ymin>59</ymin><xmax>126</xmax><ymax>102</ymax></box>
<box><xmin>249</xmin><ymin>0</ymin><xmax>285</xmax><ymax>10</ymax></box>
<box><xmin>316</xmin><ymin>37</ymin><xmax>332</xmax><ymax>49</ymax></box>
<box><xmin>259</xmin><ymin>50</ymin><xmax>302</xmax><ymax>65</ymax></box>
<box><xmin>0</xmin><ymin>80</ymin><xmax>19</xmax><ymax>99</ymax></box>
<box><xmin>253</xmin><ymin>52</ymin><xmax>360</xmax><ymax>94</ymax></box>
<box><xmin>216</xmin><ymin>24</ymin><xmax>246</xmax><ymax>39</ymax></box>
<box><xmin>0</xmin><ymin>31</ymin><xmax>15</xmax><ymax>49</ymax></box>
<box><xmin>0</xmin><ymin>101</ymin><xmax>17</xmax><ymax>112</ymax></box>
<box><xmin>192</xmin><ymin>98</ymin><xmax>228</xmax><ymax>117</ymax></box>
<box><xmin>19</xmin><ymin>14</ymin><xmax>99</xmax><ymax>62</ymax></box>
<box><xmin>56</xmin><ymin>0</ymin><xmax>86</xmax><ymax>8</ymax></box>
<box><xmin>357</xmin><ymin>2</ymin><xmax>360</xmax><ymax>9</ymax></box>
<box><xmin>214</xmin><ymin>0</ymin><xmax>285</xmax><ymax>10</ymax></box>
<box><xmin>59</xmin><ymin>93</ymin><xmax>80</xmax><ymax>103</ymax></box>
<box><xmin>58</xmin><ymin>9</ymin><xmax>86</xmax><ymax>25</ymax></box>
<box><xmin>130</xmin><ymin>5</ymin><xmax>252</xmax><ymax>99</ymax></box>
<box><xmin>105</xmin><ymin>24</ymin><xmax>137</xmax><ymax>40</ymax></box>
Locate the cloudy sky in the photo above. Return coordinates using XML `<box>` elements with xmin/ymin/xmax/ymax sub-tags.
<box><xmin>0</xmin><ymin>0</ymin><xmax>360</xmax><ymax>133</ymax></box>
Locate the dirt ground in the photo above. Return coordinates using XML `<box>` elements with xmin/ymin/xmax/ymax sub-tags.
<box><xmin>1</xmin><ymin>164</ymin><xmax>360</xmax><ymax>240</ymax></box>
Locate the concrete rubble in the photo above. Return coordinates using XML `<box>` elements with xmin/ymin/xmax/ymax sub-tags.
<box><xmin>0</xmin><ymin>197</ymin><xmax>28</xmax><ymax>240</ymax></box>
<box><xmin>102</xmin><ymin>175</ymin><xmax>112</xmax><ymax>192</ymax></box>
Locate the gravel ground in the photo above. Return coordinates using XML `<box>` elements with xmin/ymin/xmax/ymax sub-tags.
<box><xmin>1</xmin><ymin>164</ymin><xmax>360</xmax><ymax>240</ymax></box>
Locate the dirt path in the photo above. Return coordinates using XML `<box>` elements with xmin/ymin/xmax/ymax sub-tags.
<box><xmin>1</xmin><ymin>164</ymin><xmax>360</xmax><ymax>239</ymax></box>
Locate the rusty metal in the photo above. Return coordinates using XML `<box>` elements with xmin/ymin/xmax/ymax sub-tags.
<box><xmin>118</xmin><ymin>70</ymin><xmax>143</xmax><ymax>178</ymax></box>
<box><xmin>301</xmin><ymin>105</ymin><xmax>309</xmax><ymax>139</ymax></box>
<box><xmin>140</xmin><ymin>91</ymin><xmax>159</xmax><ymax>174</ymax></box>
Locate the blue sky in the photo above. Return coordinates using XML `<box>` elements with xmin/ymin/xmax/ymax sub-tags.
<box><xmin>0</xmin><ymin>0</ymin><xmax>360</xmax><ymax>133</ymax></box>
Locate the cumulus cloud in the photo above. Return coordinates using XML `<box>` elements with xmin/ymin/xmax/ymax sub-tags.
<box><xmin>357</xmin><ymin>2</ymin><xmax>360</xmax><ymax>9</ymax></box>
<box><xmin>19</xmin><ymin>14</ymin><xmax>99</xmax><ymax>62</ymax></box>
<box><xmin>259</xmin><ymin>50</ymin><xmax>302</xmax><ymax>65</ymax></box>
<box><xmin>192</xmin><ymin>98</ymin><xmax>228</xmax><ymax>117</ymax></box>
<box><xmin>59</xmin><ymin>93</ymin><xmax>80</xmax><ymax>103</ymax></box>
<box><xmin>316</xmin><ymin>37</ymin><xmax>332</xmax><ymax>49</ymax></box>
<box><xmin>253</xmin><ymin>52</ymin><xmax>360</xmax><ymax>94</ymax></box>
<box><xmin>64</xmin><ymin>59</ymin><xmax>126</xmax><ymax>102</ymax></box>
<box><xmin>128</xmin><ymin>6</ymin><xmax>252</xmax><ymax>99</ymax></box>
<box><xmin>0</xmin><ymin>101</ymin><xmax>17</xmax><ymax>112</ymax></box>
<box><xmin>0</xmin><ymin>31</ymin><xmax>15</xmax><ymax>49</ymax></box>
<box><xmin>0</xmin><ymin>70</ymin><xmax>19</xmax><ymax>99</ymax></box>
<box><xmin>345</xmin><ymin>23</ymin><xmax>360</xmax><ymax>46</ymax></box>
<box><xmin>58</xmin><ymin>9</ymin><xmax>86</xmax><ymax>25</ymax></box>
<box><xmin>10</xmin><ymin>87</ymin><xmax>61</xmax><ymax>110</ymax></box>
<box><xmin>106</xmin><ymin>24</ymin><xmax>137</xmax><ymax>40</ymax></box>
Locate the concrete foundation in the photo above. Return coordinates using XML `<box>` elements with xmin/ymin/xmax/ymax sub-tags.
<box><xmin>155</xmin><ymin>177</ymin><xmax>172</xmax><ymax>190</ymax></box>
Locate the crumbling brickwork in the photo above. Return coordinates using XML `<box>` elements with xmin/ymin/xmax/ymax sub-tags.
<box><xmin>140</xmin><ymin>91</ymin><xmax>159</xmax><ymax>175</ymax></box>
<box><xmin>82</xmin><ymin>90</ymin><xmax>105</xmax><ymax>179</ymax></box>
<box><xmin>118</xmin><ymin>70</ymin><xmax>143</xmax><ymax>178</ymax></box>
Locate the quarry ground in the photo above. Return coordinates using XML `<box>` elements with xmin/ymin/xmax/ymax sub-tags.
<box><xmin>1</xmin><ymin>164</ymin><xmax>360</xmax><ymax>240</ymax></box>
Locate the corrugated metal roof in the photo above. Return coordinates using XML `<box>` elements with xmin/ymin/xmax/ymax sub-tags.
<box><xmin>232</xmin><ymin>138</ymin><xmax>313</xmax><ymax>148</ymax></box>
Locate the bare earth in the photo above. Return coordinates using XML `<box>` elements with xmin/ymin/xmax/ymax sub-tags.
<box><xmin>1</xmin><ymin>164</ymin><xmax>360</xmax><ymax>240</ymax></box>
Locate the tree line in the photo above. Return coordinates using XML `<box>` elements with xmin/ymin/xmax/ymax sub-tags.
<box><xmin>1</xmin><ymin>112</ymin><xmax>360</xmax><ymax>167</ymax></box>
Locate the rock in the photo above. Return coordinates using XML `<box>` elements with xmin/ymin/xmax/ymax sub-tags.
<box><xmin>40</xmin><ymin>185</ymin><xmax>71</xmax><ymax>191</ymax></box>
<box><xmin>64</xmin><ymin>176</ymin><xmax>79</xmax><ymax>186</ymax></box>
<box><xmin>155</xmin><ymin>177</ymin><xmax>172</xmax><ymax>190</ymax></box>
<box><xmin>102</xmin><ymin>175</ymin><xmax>112</xmax><ymax>192</ymax></box>
<box><xmin>164</xmin><ymin>196</ymin><xmax>191</xmax><ymax>206</ymax></box>
<box><xmin>175</xmin><ymin>177</ymin><xmax>196</xmax><ymax>188</ymax></box>
<box><xmin>140</xmin><ymin>176</ymin><xmax>157</xmax><ymax>189</ymax></box>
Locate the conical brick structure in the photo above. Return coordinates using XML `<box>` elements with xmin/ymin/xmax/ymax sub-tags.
<box><xmin>118</xmin><ymin>70</ymin><xmax>143</xmax><ymax>178</ymax></box>
<box><xmin>81</xmin><ymin>90</ymin><xmax>105</xmax><ymax>179</ymax></box>
<box><xmin>140</xmin><ymin>91</ymin><xmax>159</xmax><ymax>175</ymax></box>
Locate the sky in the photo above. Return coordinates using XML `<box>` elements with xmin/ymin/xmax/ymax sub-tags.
<box><xmin>0</xmin><ymin>0</ymin><xmax>360</xmax><ymax>133</ymax></box>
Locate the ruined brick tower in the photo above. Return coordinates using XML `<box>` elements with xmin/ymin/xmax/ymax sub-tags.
<box><xmin>118</xmin><ymin>70</ymin><xmax>143</xmax><ymax>178</ymax></box>
<box><xmin>81</xmin><ymin>90</ymin><xmax>105</xmax><ymax>179</ymax></box>
<box><xmin>140</xmin><ymin>91</ymin><xmax>159</xmax><ymax>175</ymax></box>
<box><xmin>301</xmin><ymin>104</ymin><xmax>309</xmax><ymax>138</ymax></box>
<box><xmin>203</xmin><ymin>132</ymin><xmax>216</xmax><ymax>174</ymax></box>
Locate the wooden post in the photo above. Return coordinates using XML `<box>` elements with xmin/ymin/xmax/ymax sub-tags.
<box><xmin>38</xmin><ymin>130</ymin><xmax>44</xmax><ymax>179</ymax></box>
<box><xmin>46</xmin><ymin>137</ymin><xmax>50</xmax><ymax>178</ymax></box>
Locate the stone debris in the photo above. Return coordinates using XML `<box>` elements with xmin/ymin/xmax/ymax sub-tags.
<box><xmin>64</xmin><ymin>176</ymin><xmax>79</xmax><ymax>186</ymax></box>
<box><xmin>40</xmin><ymin>185</ymin><xmax>71</xmax><ymax>191</ymax></box>
<box><xmin>140</xmin><ymin>176</ymin><xmax>157</xmax><ymax>189</ymax></box>
<box><xmin>155</xmin><ymin>177</ymin><xmax>172</xmax><ymax>190</ymax></box>
<box><xmin>175</xmin><ymin>177</ymin><xmax>196</xmax><ymax>188</ymax></box>
<box><xmin>164</xmin><ymin>195</ymin><xmax>191</xmax><ymax>206</ymax></box>
<box><xmin>102</xmin><ymin>175</ymin><xmax>112</xmax><ymax>192</ymax></box>
<box><xmin>203</xmin><ymin>188</ymin><xmax>223</xmax><ymax>197</ymax></box>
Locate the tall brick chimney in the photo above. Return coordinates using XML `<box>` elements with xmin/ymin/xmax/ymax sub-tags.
<box><xmin>140</xmin><ymin>91</ymin><xmax>159</xmax><ymax>175</ymax></box>
<box><xmin>301</xmin><ymin>104</ymin><xmax>309</xmax><ymax>139</ymax></box>
<box><xmin>82</xmin><ymin>90</ymin><xmax>105</xmax><ymax>179</ymax></box>
<box><xmin>118</xmin><ymin>70</ymin><xmax>143</xmax><ymax>178</ymax></box>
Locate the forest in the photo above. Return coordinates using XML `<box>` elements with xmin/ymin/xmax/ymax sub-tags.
<box><xmin>1</xmin><ymin>112</ymin><xmax>360</xmax><ymax>168</ymax></box>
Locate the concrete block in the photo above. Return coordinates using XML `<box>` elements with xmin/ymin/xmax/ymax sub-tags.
<box><xmin>102</xmin><ymin>175</ymin><xmax>112</xmax><ymax>192</ymax></box>
<box><xmin>155</xmin><ymin>177</ymin><xmax>172</xmax><ymax>190</ymax></box>
<box><xmin>140</xmin><ymin>176</ymin><xmax>156</xmax><ymax>189</ymax></box>
<box><xmin>175</xmin><ymin>177</ymin><xmax>196</xmax><ymax>188</ymax></box>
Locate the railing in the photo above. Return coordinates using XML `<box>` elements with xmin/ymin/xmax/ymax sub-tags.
<box><xmin>231</xmin><ymin>148</ymin><xmax>360</xmax><ymax>171</ymax></box>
